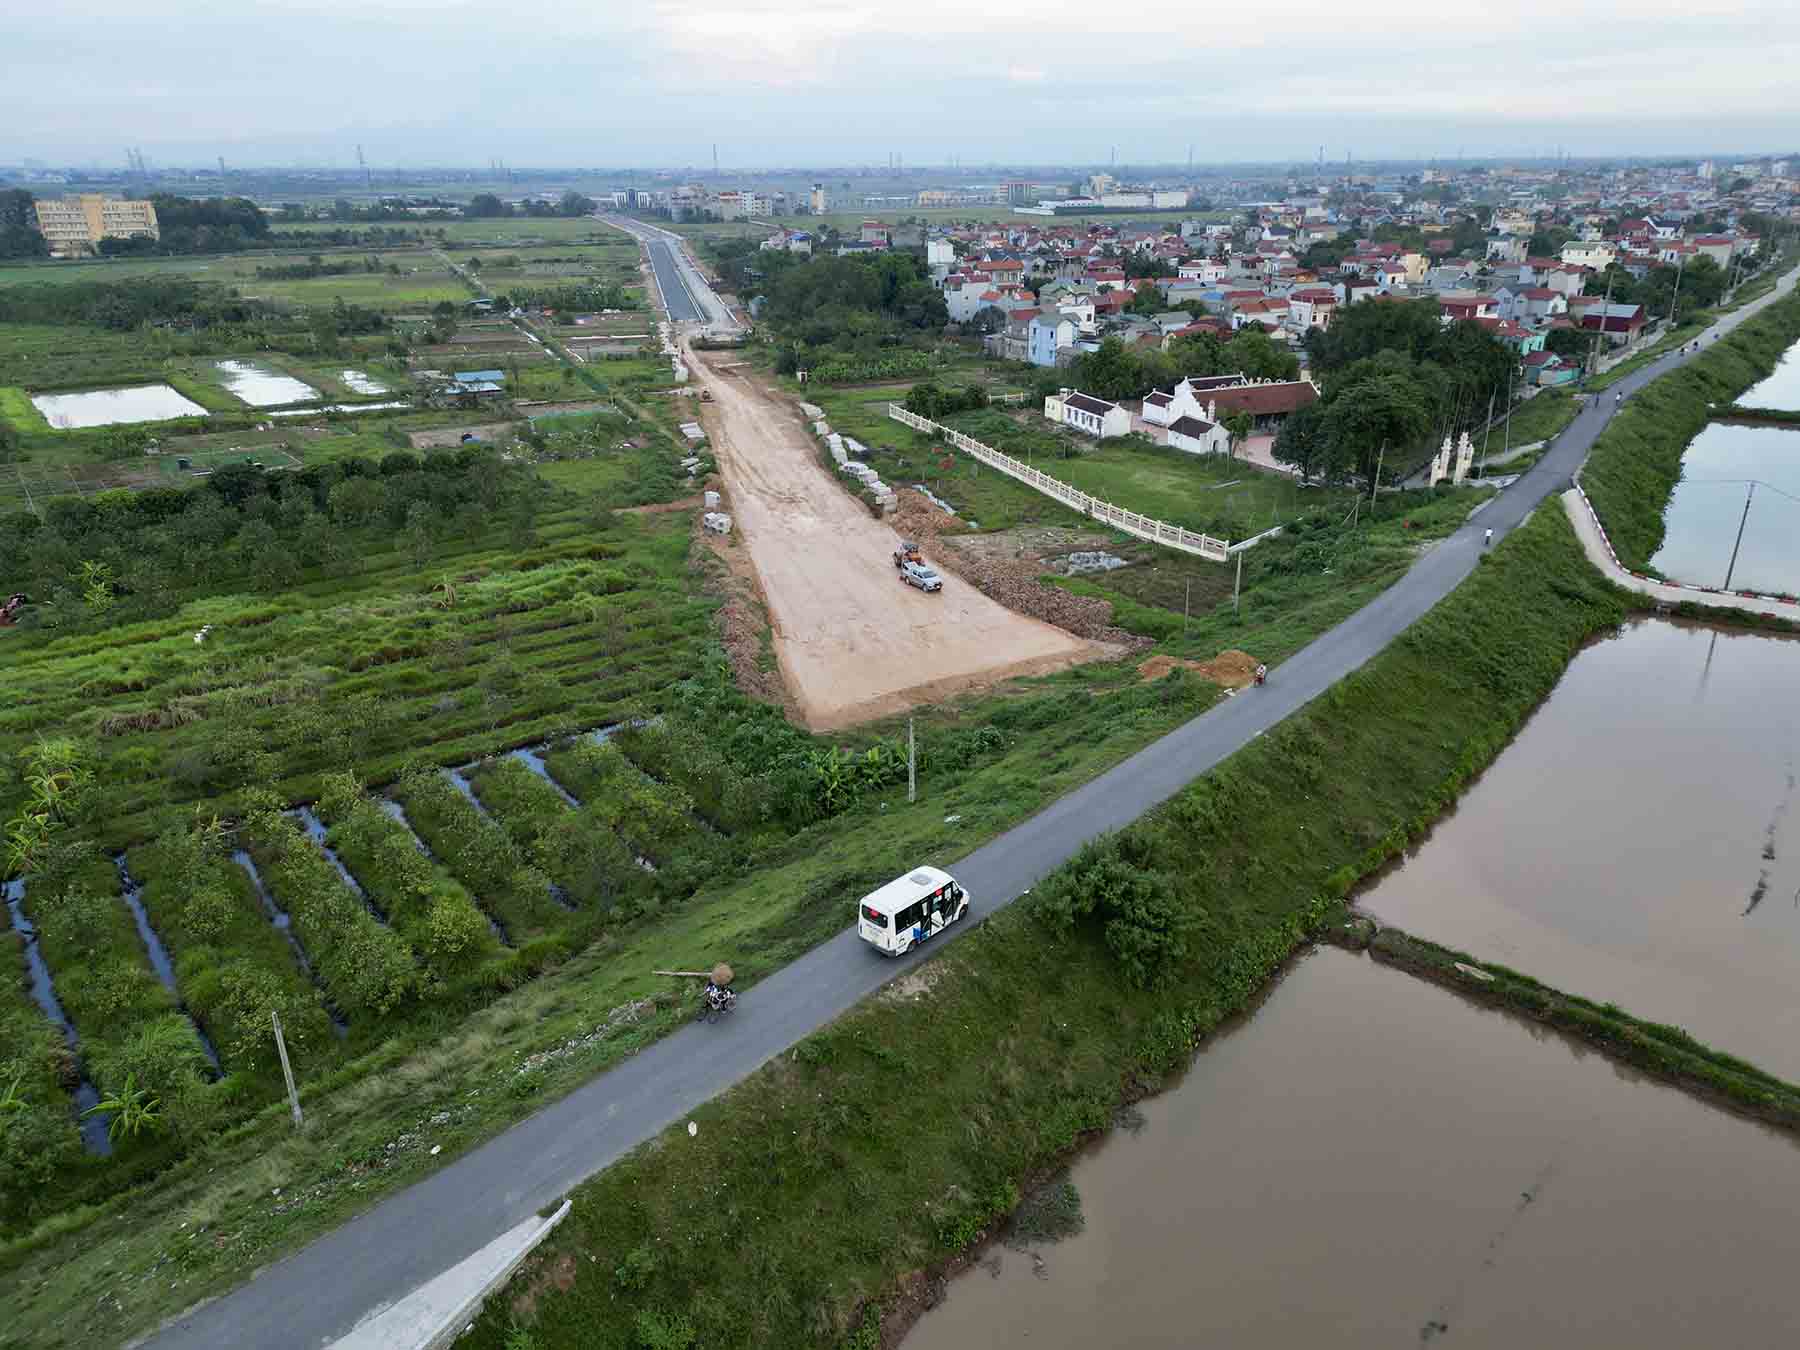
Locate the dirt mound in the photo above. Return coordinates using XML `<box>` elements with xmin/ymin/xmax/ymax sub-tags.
<box><xmin>1137</xmin><ymin>649</ymin><xmax>1260</xmax><ymax>688</ymax></box>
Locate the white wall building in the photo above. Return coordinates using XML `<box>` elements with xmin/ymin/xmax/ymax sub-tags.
<box><xmin>1045</xmin><ymin>389</ymin><xmax>1131</xmax><ymax>438</ymax></box>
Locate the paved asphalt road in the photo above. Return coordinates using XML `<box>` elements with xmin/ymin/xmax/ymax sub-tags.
<box><xmin>145</xmin><ymin>263</ymin><xmax>1799</xmax><ymax>1349</ymax></box>
<box><xmin>644</xmin><ymin>237</ymin><xmax>702</xmax><ymax>323</ymax></box>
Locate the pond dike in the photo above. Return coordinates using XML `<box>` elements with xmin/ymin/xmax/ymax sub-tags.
<box><xmin>1324</xmin><ymin>915</ymin><xmax>1800</xmax><ymax>1137</ymax></box>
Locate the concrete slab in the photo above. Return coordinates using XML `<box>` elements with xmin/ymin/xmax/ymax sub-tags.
<box><xmin>329</xmin><ymin>1201</ymin><xmax>570</xmax><ymax>1350</ymax></box>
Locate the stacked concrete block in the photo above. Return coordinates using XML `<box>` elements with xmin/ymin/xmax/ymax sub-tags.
<box><xmin>838</xmin><ymin>460</ymin><xmax>896</xmax><ymax>512</ymax></box>
<box><xmin>702</xmin><ymin>512</ymin><xmax>733</xmax><ymax>534</ymax></box>
<box><xmin>799</xmin><ymin>402</ymin><xmax>825</xmax><ymax>419</ymax></box>
<box><xmin>704</xmin><ymin>490</ymin><xmax>721</xmax><ymax>509</ymax></box>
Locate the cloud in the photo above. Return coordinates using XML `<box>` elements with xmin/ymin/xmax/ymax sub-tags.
<box><xmin>2</xmin><ymin>0</ymin><xmax>1797</xmax><ymax>164</ymax></box>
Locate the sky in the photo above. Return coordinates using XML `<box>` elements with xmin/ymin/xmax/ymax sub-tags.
<box><xmin>5</xmin><ymin>0</ymin><xmax>1800</xmax><ymax>169</ymax></box>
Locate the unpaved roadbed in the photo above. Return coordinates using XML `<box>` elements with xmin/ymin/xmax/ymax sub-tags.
<box><xmin>689</xmin><ymin>345</ymin><xmax>1102</xmax><ymax>729</ymax></box>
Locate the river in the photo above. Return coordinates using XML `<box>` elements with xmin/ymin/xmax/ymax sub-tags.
<box><xmin>1358</xmin><ymin>618</ymin><xmax>1800</xmax><ymax>1079</ymax></box>
<box><xmin>905</xmin><ymin>946</ymin><xmax>1800</xmax><ymax>1349</ymax></box>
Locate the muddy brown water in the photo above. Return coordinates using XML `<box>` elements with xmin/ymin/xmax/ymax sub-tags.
<box><xmin>1648</xmin><ymin>422</ymin><xmax>1800</xmax><ymax>594</ymax></box>
<box><xmin>1360</xmin><ymin>617</ymin><xmax>1800</xmax><ymax>1079</ymax></box>
<box><xmin>905</xmin><ymin>947</ymin><xmax>1800</xmax><ymax>1349</ymax></box>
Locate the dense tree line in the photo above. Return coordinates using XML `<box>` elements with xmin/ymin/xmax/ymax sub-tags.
<box><xmin>466</xmin><ymin>192</ymin><xmax>596</xmax><ymax>219</ymax></box>
<box><xmin>0</xmin><ymin>277</ymin><xmax>268</xmax><ymax>330</ymax></box>
<box><xmin>1273</xmin><ymin>299</ymin><xmax>1517</xmax><ymax>483</ymax></box>
<box><xmin>0</xmin><ymin>448</ymin><xmax>545</xmax><ymax>630</ymax></box>
<box><xmin>0</xmin><ymin>277</ymin><xmax>387</xmax><ymax>344</ymax></box>
<box><xmin>1583</xmin><ymin>255</ymin><xmax>1729</xmax><ymax>313</ymax></box>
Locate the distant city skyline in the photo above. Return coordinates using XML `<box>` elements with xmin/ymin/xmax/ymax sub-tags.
<box><xmin>5</xmin><ymin>0</ymin><xmax>1800</xmax><ymax>169</ymax></box>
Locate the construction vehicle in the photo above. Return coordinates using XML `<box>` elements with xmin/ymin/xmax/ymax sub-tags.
<box><xmin>892</xmin><ymin>540</ymin><xmax>923</xmax><ymax>569</ymax></box>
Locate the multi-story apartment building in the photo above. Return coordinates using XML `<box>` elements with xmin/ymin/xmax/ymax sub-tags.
<box><xmin>32</xmin><ymin>194</ymin><xmax>160</xmax><ymax>253</ymax></box>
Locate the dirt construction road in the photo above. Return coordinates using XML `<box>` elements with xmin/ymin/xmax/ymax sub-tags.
<box><xmin>688</xmin><ymin>346</ymin><xmax>1101</xmax><ymax>729</ymax></box>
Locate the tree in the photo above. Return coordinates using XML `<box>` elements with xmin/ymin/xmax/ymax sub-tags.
<box><xmin>467</xmin><ymin>193</ymin><xmax>508</xmax><ymax>218</ymax></box>
<box><xmin>0</xmin><ymin>189</ymin><xmax>47</xmax><ymax>259</ymax></box>
<box><xmin>1545</xmin><ymin>327</ymin><xmax>1590</xmax><ymax>360</ymax></box>
<box><xmin>1318</xmin><ymin>373</ymin><xmax>1434</xmax><ymax>483</ymax></box>
<box><xmin>558</xmin><ymin>191</ymin><xmax>597</xmax><ymax>217</ymax></box>
<box><xmin>1222</xmin><ymin>412</ymin><xmax>1253</xmax><ymax>458</ymax></box>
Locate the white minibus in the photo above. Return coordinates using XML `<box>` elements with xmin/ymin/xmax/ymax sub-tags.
<box><xmin>856</xmin><ymin>866</ymin><xmax>970</xmax><ymax>955</ymax></box>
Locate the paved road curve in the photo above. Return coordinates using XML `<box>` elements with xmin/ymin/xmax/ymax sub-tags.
<box><xmin>145</xmin><ymin>263</ymin><xmax>1800</xmax><ymax>1349</ymax></box>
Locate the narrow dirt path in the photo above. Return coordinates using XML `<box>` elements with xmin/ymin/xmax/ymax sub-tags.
<box><xmin>687</xmin><ymin>344</ymin><xmax>1104</xmax><ymax>730</ymax></box>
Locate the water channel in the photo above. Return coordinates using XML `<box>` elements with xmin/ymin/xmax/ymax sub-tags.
<box><xmin>906</xmin><ymin>947</ymin><xmax>1800</xmax><ymax>1349</ymax></box>
<box><xmin>1648</xmin><ymin>422</ymin><xmax>1800</xmax><ymax>594</ymax></box>
<box><xmin>1360</xmin><ymin>618</ymin><xmax>1800</xmax><ymax>1079</ymax></box>
<box><xmin>4</xmin><ymin>879</ymin><xmax>113</xmax><ymax>1154</ymax></box>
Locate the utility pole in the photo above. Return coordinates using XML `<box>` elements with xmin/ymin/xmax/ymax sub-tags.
<box><xmin>1588</xmin><ymin>266</ymin><xmax>1615</xmax><ymax>378</ymax></box>
<box><xmin>1478</xmin><ymin>390</ymin><xmax>1496</xmax><ymax>479</ymax></box>
<box><xmin>1231</xmin><ymin>553</ymin><xmax>1243</xmax><ymax>615</ymax></box>
<box><xmin>1723</xmin><ymin>481</ymin><xmax>1756</xmax><ymax>591</ymax></box>
<box><xmin>1667</xmin><ymin>249</ymin><xmax>1687</xmax><ymax>330</ymax></box>
<box><xmin>272</xmin><ymin>1011</ymin><xmax>302</xmax><ymax>1127</ymax></box>
<box><xmin>907</xmin><ymin>718</ymin><xmax>916</xmax><ymax>803</ymax></box>
<box><xmin>1498</xmin><ymin>362</ymin><xmax>1517</xmax><ymax>472</ymax></box>
<box><xmin>1369</xmin><ymin>441</ymin><xmax>1385</xmax><ymax>516</ymax></box>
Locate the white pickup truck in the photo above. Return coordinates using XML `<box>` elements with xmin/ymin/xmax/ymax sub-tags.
<box><xmin>899</xmin><ymin>561</ymin><xmax>943</xmax><ymax>593</ymax></box>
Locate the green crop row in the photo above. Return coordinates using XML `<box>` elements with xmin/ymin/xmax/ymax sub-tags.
<box><xmin>466</xmin><ymin>758</ymin><xmax>646</xmax><ymax>910</ymax></box>
<box><xmin>127</xmin><ymin>828</ymin><xmax>340</xmax><ymax>1074</ymax></box>
<box><xmin>312</xmin><ymin>774</ymin><xmax>516</xmax><ymax>996</ymax></box>
<box><xmin>0</xmin><ymin>896</ymin><xmax>88</xmax><ymax>1228</ymax></box>
<box><xmin>388</xmin><ymin>767</ymin><xmax>576</xmax><ymax>945</ymax></box>
<box><xmin>239</xmin><ymin>805</ymin><xmax>417</xmax><ymax>1018</ymax></box>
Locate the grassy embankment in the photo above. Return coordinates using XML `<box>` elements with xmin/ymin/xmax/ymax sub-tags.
<box><xmin>1357</xmin><ymin>926</ymin><xmax>1800</xmax><ymax>1133</ymax></box>
<box><xmin>459</xmin><ymin>499</ymin><xmax>1636</xmax><ymax>1350</ymax></box>
<box><xmin>1581</xmin><ymin>283</ymin><xmax>1800</xmax><ymax>574</ymax></box>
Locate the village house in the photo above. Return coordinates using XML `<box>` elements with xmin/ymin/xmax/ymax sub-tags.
<box><xmin>1028</xmin><ymin>312</ymin><xmax>1082</xmax><ymax>367</ymax></box>
<box><xmin>1205</xmin><ymin>378</ymin><xmax>1321</xmax><ymax>433</ymax></box>
<box><xmin>1167</xmin><ymin>413</ymin><xmax>1233</xmax><ymax>455</ymax></box>
<box><xmin>1286</xmin><ymin>287</ymin><xmax>1338</xmax><ymax>331</ymax></box>
<box><xmin>1576</xmin><ymin>301</ymin><xmax>1647</xmax><ymax>346</ymax></box>
<box><xmin>1044</xmin><ymin>389</ymin><xmax>1131</xmax><ymax>438</ymax></box>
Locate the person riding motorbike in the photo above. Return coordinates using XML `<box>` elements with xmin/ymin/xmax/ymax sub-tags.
<box><xmin>1254</xmin><ymin>663</ymin><xmax>1267</xmax><ymax>686</ymax></box>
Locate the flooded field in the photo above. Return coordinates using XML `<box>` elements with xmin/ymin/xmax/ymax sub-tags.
<box><xmin>339</xmin><ymin>368</ymin><xmax>389</xmax><ymax>395</ymax></box>
<box><xmin>215</xmin><ymin>359</ymin><xmax>318</xmax><ymax>407</ymax></box>
<box><xmin>1648</xmin><ymin>421</ymin><xmax>1800</xmax><ymax>594</ymax></box>
<box><xmin>906</xmin><ymin>947</ymin><xmax>1800</xmax><ymax>1350</ymax></box>
<box><xmin>1361</xmin><ymin>618</ymin><xmax>1800</xmax><ymax>1078</ymax></box>
<box><xmin>1740</xmin><ymin>336</ymin><xmax>1800</xmax><ymax>411</ymax></box>
<box><xmin>30</xmin><ymin>383</ymin><xmax>206</xmax><ymax>428</ymax></box>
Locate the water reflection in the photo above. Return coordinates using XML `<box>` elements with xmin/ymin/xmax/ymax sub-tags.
<box><xmin>907</xmin><ymin>948</ymin><xmax>1800</xmax><ymax>1350</ymax></box>
<box><xmin>1361</xmin><ymin>618</ymin><xmax>1800</xmax><ymax>1078</ymax></box>
<box><xmin>1649</xmin><ymin>422</ymin><xmax>1800</xmax><ymax>594</ymax></box>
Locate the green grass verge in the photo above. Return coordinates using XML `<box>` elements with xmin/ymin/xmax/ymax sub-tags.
<box><xmin>455</xmin><ymin>503</ymin><xmax>1632</xmax><ymax>1349</ymax></box>
<box><xmin>1581</xmin><ymin>285</ymin><xmax>1800</xmax><ymax>571</ymax></box>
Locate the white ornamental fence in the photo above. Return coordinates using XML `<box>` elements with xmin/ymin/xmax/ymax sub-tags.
<box><xmin>887</xmin><ymin>404</ymin><xmax>1231</xmax><ymax>562</ymax></box>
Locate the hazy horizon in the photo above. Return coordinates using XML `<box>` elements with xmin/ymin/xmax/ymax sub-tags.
<box><xmin>6</xmin><ymin>0</ymin><xmax>1800</xmax><ymax>171</ymax></box>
